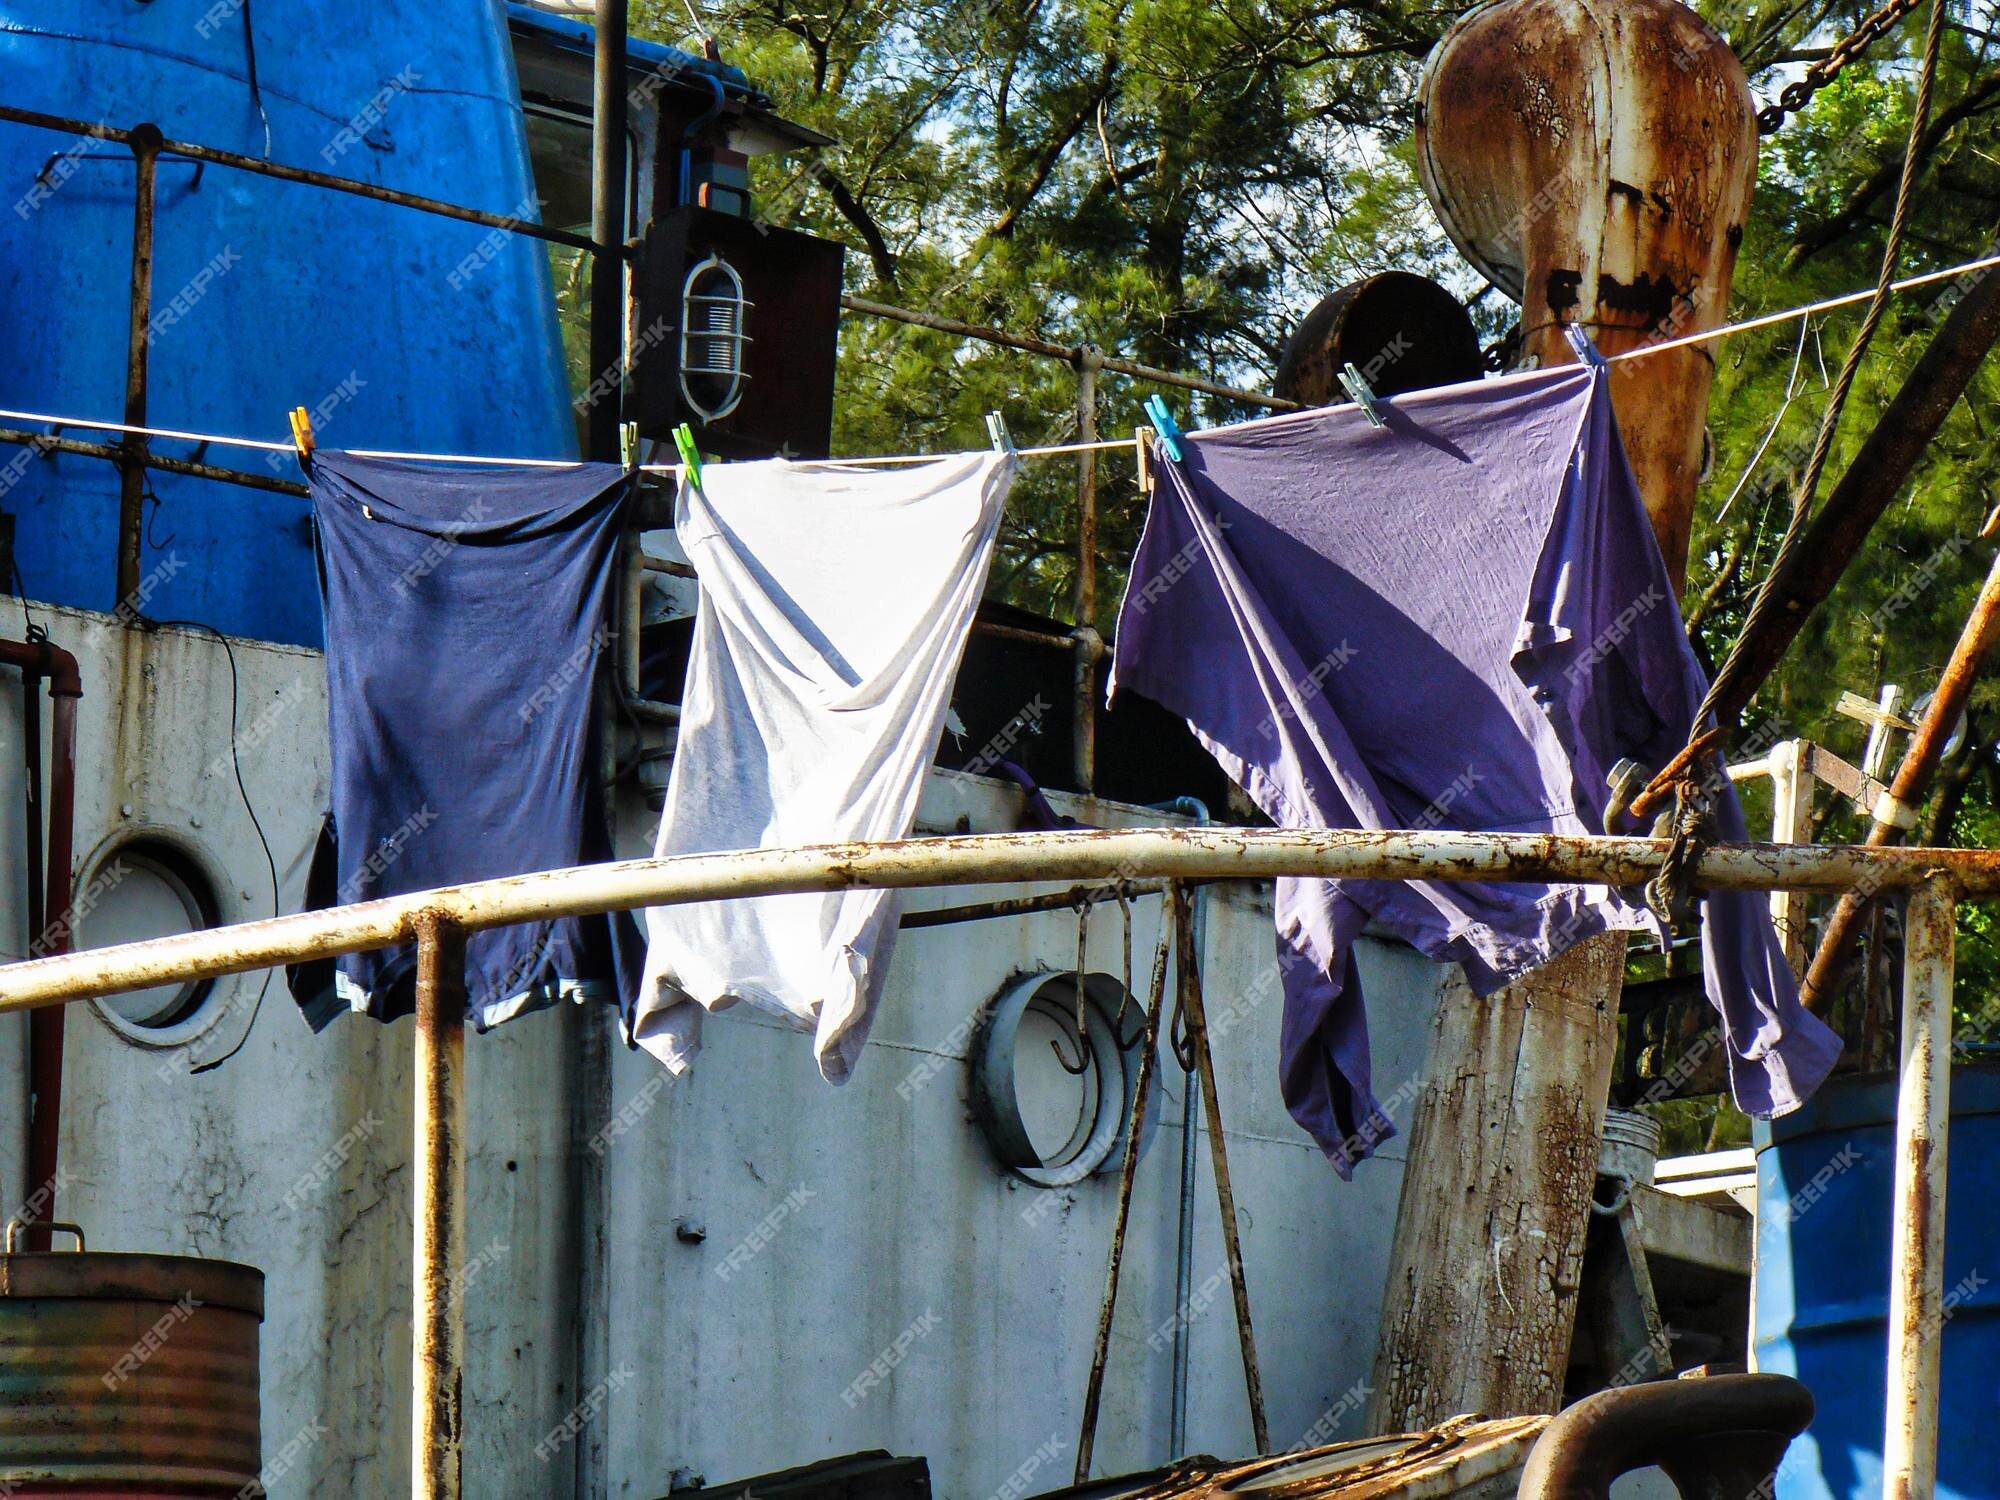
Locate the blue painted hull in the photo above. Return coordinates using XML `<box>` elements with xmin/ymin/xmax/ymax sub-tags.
<box><xmin>0</xmin><ymin>1</ymin><xmax>576</xmax><ymax>645</ymax></box>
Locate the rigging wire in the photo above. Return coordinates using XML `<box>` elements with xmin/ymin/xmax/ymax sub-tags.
<box><xmin>1688</xmin><ymin>0</ymin><xmax>1950</xmax><ymax>738</ymax></box>
<box><xmin>127</xmin><ymin>618</ymin><xmax>281</xmax><ymax>1074</ymax></box>
<box><xmin>1712</xmin><ymin>314</ymin><xmax>1817</xmax><ymax>526</ymax></box>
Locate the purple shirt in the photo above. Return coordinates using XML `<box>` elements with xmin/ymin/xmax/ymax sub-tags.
<box><xmin>1109</xmin><ymin>334</ymin><xmax>1840</xmax><ymax>1175</ymax></box>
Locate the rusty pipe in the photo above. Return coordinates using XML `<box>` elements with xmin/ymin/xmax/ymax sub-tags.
<box><xmin>1517</xmin><ymin>1372</ymin><xmax>1813</xmax><ymax>1499</ymax></box>
<box><xmin>588</xmin><ymin>0</ymin><xmax>629</xmax><ymax>465</ymax></box>
<box><xmin>0</xmin><ymin>425</ymin><xmax>310</xmax><ymax>499</ymax></box>
<box><xmin>1885</xmin><ymin>876</ymin><xmax>1955</xmax><ymax>1500</ymax></box>
<box><xmin>413</xmin><ymin>912</ymin><xmax>467</xmax><ymax>1500</ymax></box>
<box><xmin>7</xmin><ymin>830</ymin><xmax>2000</xmax><ymax>1020</ymax></box>
<box><xmin>117</xmin><ymin>125</ymin><xmax>161</xmax><ymax>609</ymax></box>
<box><xmin>1800</xmin><ymin>545</ymin><xmax>2000</xmax><ymax>1010</ymax></box>
<box><xmin>0</xmin><ymin>104</ymin><xmax>609</xmax><ymax>257</ymax></box>
<box><xmin>0</xmin><ymin>636</ymin><xmax>79</xmax><ymax>1248</ymax></box>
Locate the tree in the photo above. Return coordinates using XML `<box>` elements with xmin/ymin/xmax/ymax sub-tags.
<box><xmin>635</xmin><ymin>0</ymin><xmax>2000</xmax><ymax>1137</ymax></box>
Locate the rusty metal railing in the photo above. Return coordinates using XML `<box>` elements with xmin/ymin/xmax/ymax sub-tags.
<box><xmin>0</xmin><ymin>825</ymin><xmax>1985</xmax><ymax>1499</ymax></box>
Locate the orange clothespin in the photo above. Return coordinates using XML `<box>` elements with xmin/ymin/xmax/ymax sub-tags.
<box><xmin>288</xmin><ymin>406</ymin><xmax>315</xmax><ymax>463</ymax></box>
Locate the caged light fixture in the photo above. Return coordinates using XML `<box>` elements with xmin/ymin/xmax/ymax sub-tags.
<box><xmin>679</xmin><ymin>253</ymin><xmax>751</xmax><ymax>422</ymax></box>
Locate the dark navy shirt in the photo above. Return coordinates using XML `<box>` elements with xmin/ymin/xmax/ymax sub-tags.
<box><xmin>293</xmin><ymin>453</ymin><xmax>640</xmax><ymax>1030</ymax></box>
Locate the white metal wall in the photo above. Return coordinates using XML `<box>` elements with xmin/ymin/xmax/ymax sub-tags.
<box><xmin>0</xmin><ymin>604</ymin><xmax>1448</xmax><ymax>1499</ymax></box>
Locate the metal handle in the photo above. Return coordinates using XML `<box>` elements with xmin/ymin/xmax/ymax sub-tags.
<box><xmin>4</xmin><ymin>1218</ymin><xmax>84</xmax><ymax>1253</ymax></box>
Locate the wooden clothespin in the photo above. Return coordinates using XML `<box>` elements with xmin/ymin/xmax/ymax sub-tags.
<box><xmin>1135</xmin><ymin>425</ymin><xmax>1156</xmax><ymax>495</ymax></box>
<box><xmin>1141</xmin><ymin>395</ymin><xmax>1183</xmax><ymax>463</ymax></box>
<box><xmin>672</xmin><ymin>423</ymin><xmax>704</xmax><ymax>492</ymax></box>
<box><xmin>985</xmin><ymin>412</ymin><xmax>1016</xmax><ymax>454</ymax></box>
<box><xmin>1338</xmin><ymin>362</ymin><xmax>1385</xmax><ymax>428</ymax></box>
<box><xmin>619</xmin><ymin>421</ymin><xmax>639</xmax><ymax>470</ymax></box>
<box><xmin>288</xmin><ymin>405</ymin><xmax>315</xmax><ymax>462</ymax></box>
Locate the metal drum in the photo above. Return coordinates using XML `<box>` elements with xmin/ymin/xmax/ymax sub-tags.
<box><xmin>1273</xmin><ymin>272</ymin><xmax>1485</xmax><ymax>406</ymax></box>
<box><xmin>1753</xmin><ymin>1068</ymin><xmax>2000</xmax><ymax>1499</ymax></box>
<box><xmin>0</xmin><ymin>1222</ymin><xmax>263</xmax><ymax>1496</ymax></box>
<box><xmin>1598</xmin><ymin>1105</ymin><xmax>1662</xmax><ymax>1186</ymax></box>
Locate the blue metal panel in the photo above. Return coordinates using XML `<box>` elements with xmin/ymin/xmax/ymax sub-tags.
<box><xmin>1753</xmin><ymin>1066</ymin><xmax>2000</xmax><ymax>1500</ymax></box>
<box><xmin>0</xmin><ymin>0</ymin><xmax>576</xmax><ymax>646</ymax></box>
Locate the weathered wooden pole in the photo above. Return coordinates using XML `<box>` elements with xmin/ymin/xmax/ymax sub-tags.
<box><xmin>1370</xmin><ymin>939</ymin><xmax>1627</xmax><ymax>1426</ymax></box>
<box><xmin>1364</xmin><ymin>0</ymin><xmax>1759</xmax><ymax>1429</ymax></box>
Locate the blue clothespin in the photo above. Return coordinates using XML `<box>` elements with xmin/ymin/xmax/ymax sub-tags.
<box><xmin>672</xmin><ymin>423</ymin><xmax>704</xmax><ymax>492</ymax></box>
<box><xmin>1142</xmin><ymin>394</ymin><xmax>1183</xmax><ymax>463</ymax></box>
<box><xmin>985</xmin><ymin>412</ymin><xmax>1016</xmax><ymax>454</ymax></box>
<box><xmin>1338</xmin><ymin>362</ymin><xmax>1385</xmax><ymax>428</ymax></box>
<box><xmin>1563</xmin><ymin>322</ymin><xmax>1607</xmax><ymax>368</ymax></box>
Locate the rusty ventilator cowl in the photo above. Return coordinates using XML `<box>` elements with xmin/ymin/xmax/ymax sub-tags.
<box><xmin>1415</xmin><ymin>0</ymin><xmax>1758</xmax><ymax>587</ymax></box>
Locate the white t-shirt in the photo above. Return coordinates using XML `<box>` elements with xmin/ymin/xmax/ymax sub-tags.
<box><xmin>635</xmin><ymin>452</ymin><xmax>1014</xmax><ymax>1082</ymax></box>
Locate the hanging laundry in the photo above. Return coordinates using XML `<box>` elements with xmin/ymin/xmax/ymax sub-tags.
<box><xmin>1109</xmin><ymin>332</ymin><xmax>1840</xmax><ymax>1176</ymax></box>
<box><xmin>637</xmin><ymin>453</ymin><xmax>1014</xmax><ymax>1082</ymax></box>
<box><xmin>291</xmin><ymin>454</ymin><xmax>641</xmax><ymax>1030</ymax></box>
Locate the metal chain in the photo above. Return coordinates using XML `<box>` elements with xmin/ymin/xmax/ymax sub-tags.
<box><xmin>1646</xmin><ymin>781</ymin><xmax>1715</xmax><ymax>942</ymax></box>
<box><xmin>1756</xmin><ymin>0</ymin><xmax>1928</xmax><ymax>134</ymax></box>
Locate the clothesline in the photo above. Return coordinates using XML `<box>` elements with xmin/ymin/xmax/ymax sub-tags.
<box><xmin>7</xmin><ymin>241</ymin><xmax>2000</xmax><ymax>472</ymax></box>
<box><xmin>0</xmin><ymin>404</ymin><xmax>1129</xmax><ymax>470</ymax></box>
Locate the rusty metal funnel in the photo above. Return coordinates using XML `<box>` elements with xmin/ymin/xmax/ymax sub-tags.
<box><xmin>1416</xmin><ymin>0</ymin><xmax>1759</xmax><ymax>587</ymax></box>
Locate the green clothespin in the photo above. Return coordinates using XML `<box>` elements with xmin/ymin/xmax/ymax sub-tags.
<box><xmin>619</xmin><ymin>421</ymin><xmax>639</xmax><ymax>469</ymax></box>
<box><xmin>673</xmin><ymin>423</ymin><xmax>704</xmax><ymax>491</ymax></box>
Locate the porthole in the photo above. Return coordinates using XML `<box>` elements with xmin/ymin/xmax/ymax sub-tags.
<box><xmin>967</xmin><ymin>971</ymin><xmax>1159</xmax><ymax>1188</ymax></box>
<box><xmin>74</xmin><ymin>837</ymin><xmax>226</xmax><ymax>1041</ymax></box>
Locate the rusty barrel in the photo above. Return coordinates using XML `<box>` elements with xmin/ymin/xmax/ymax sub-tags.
<box><xmin>0</xmin><ymin>1223</ymin><xmax>262</xmax><ymax>1496</ymax></box>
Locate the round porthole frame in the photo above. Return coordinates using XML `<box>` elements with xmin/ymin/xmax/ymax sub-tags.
<box><xmin>74</xmin><ymin>829</ymin><xmax>235</xmax><ymax>1047</ymax></box>
<box><xmin>967</xmin><ymin>970</ymin><xmax>1161</xmax><ymax>1188</ymax></box>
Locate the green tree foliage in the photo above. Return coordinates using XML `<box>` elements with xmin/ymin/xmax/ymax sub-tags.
<box><xmin>634</xmin><ymin>0</ymin><xmax>2000</xmax><ymax>1129</ymax></box>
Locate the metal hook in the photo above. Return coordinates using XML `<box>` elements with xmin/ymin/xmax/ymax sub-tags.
<box><xmin>1055</xmin><ymin>897</ymin><xmax>1093</xmax><ymax>1074</ymax></box>
<box><xmin>1110</xmin><ymin>885</ymin><xmax>1142</xmax><ymax>1048</ymax></box>
<box><xmin>1114</xmin><ymin>998</ymin><xmax>1150</xmax><ymax>1052</ymax></box>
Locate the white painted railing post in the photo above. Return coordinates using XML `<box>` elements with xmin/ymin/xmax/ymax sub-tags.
<box><xmin>1883</xmin><ymin>875</ymin><xmax>1954</xmax><ymax>1500</ymax></box>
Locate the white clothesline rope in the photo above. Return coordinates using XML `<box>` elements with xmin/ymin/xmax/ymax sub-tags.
<box><xmin>0</xmin><ymin>405</ymin><xmax>1132</xmax><ymax>471</ymax></box>
<box><xmin>5</xmin><ymin>244</ymin><xmax>1998</xmax><ymax>473</ymax></box>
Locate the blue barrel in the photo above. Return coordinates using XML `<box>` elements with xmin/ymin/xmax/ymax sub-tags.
<box><xmin>0</xmin><ymin>1</ymin><xmax>575</xmax><ymax>646</ymax></box>
<box><xmin>1753</xmin><ymin>1065</ymin><xmax>2000</xmax><ymax>1499</ymax></box>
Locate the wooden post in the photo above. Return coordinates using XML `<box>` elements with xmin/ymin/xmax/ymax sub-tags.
<box><xmin>1367</xmin><ymin>933</ymin><xmax>1626</xmax><ymax>1429</ymax></box>
<box><xmin>1768</xmin><ymin>739</ymin><xmax>1815</xmax><ymax>975</ymax></box>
